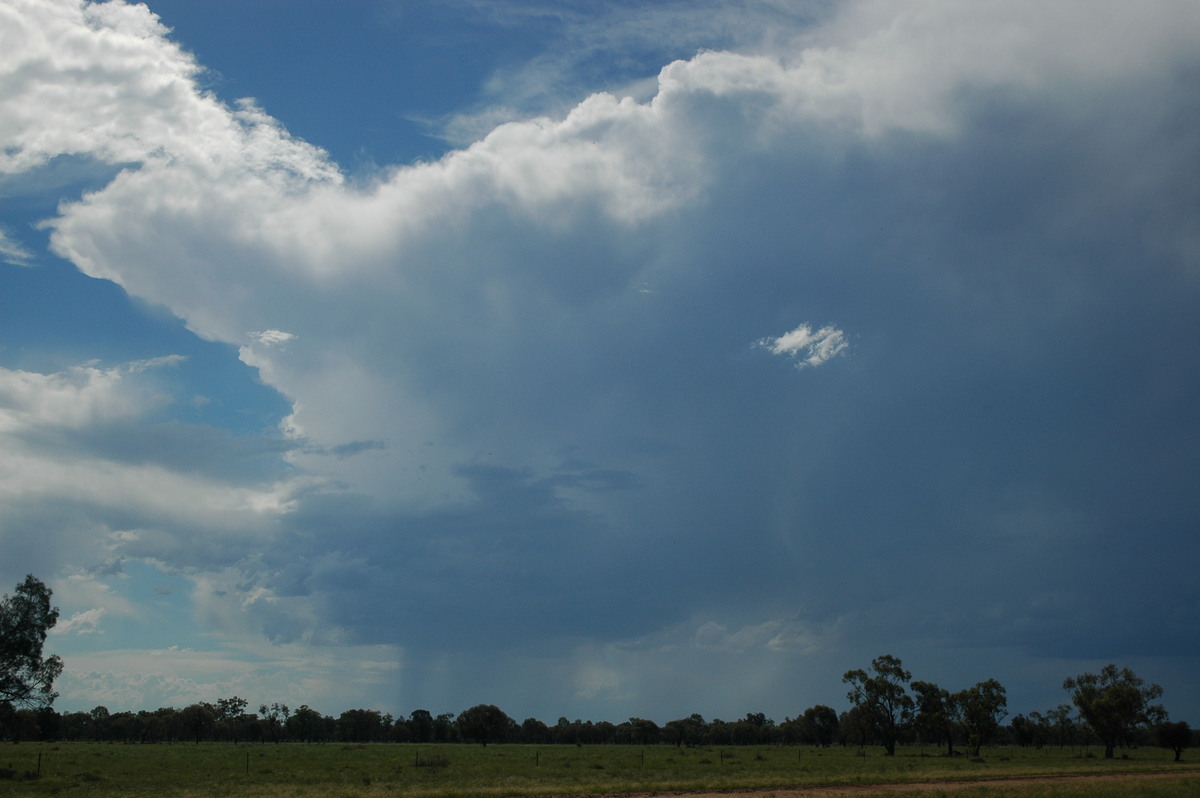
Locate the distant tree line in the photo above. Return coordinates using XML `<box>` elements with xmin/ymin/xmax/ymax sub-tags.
<box><xmin>0</xmin><ymin>578</ymin><xmax>1195</xmax><ymax>758</ymax></box>
<box><xmin>2</xmin><ymin>654</ymin><xmax>1193</xmax><ymax>760</ymax></box>
<box><xmin>0</xmin><ymin>689</ymin><xmax>1191</xmax><ymax>760</ymax></box>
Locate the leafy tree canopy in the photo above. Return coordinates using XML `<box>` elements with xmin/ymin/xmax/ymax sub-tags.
<box><xmin>0</xmin><ymin>575</ymin><xmax>64</xmax><ymax>711</ymax></box>
<box><xmin>956</xmin><ymin>678</ymin><xmax>1008</xmax><ymax>755</ymax></box>
<box><xmin>1157</xmin><ymin>720</ymin><xmax>1191</xmax><ymax>762</ymax></box>
<box><xmin>843</xmin><ymin>654</ymin><xmax>913</xmax><ymax>756</ymax></box>
<box><xmin>1064</xmin><ymin>664</ymin><xmax>1164</xmax><ymax>758</ymax></box>
<box><xmin>456</xmin><ymin>704</ymin><xmax>512</xmax><ymax>746</ymax></box>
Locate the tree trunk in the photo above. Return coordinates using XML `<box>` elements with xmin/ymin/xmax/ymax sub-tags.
<box><xmin>1104</xmin><ymin>743</ymin><xmax>1114</xmax><ymax>758</ymax></box>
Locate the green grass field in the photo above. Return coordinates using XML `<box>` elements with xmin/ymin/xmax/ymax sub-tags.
<box><xmin>0</xmin><ymin>743</ymin><xmax>1195</xmax><ymax>797</ymax></box>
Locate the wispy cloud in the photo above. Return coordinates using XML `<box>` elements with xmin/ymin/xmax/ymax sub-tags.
<box><xmin>0</xmin><ymin>229</ymin><xmax>34</xmax><ymax>266</ymax></box>
<box><xmin>0</xmin><ymin>228</ymin><xmax>34</xmax><ymax>266</ymax></box>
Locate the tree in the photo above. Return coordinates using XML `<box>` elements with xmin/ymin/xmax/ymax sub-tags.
<box><xmin>705</xmin><ymin>718</ymin><xmax>732</xmax><ymax>746</ymax></box>
<box><xmin>1</xmin><ymin>706</ymin><xmax>41</xmax><ymax>742</ymax></box>
<box><xmin>729</xmin><ymin>712</ymin><xmax>773</xmax><ymax>745</ymax></box>
<box><xmin>1064</xmin><ymin>664</ymin><xmax>1165</xmax><ymax>758</ymax></box>
<box><xmin>88</xmin><ymin>705</ymin><xmax>111</xmax><ymax>740</ymax></box>
<box><xmin>337</xmin><ymin>708</ymin><xmax>387</xmax><ymax>742</ymax></box>
<box><xmin>214</xmin><ymin>696</ymin><xmax>251</xmax><ymax>743</ymax></box>
<box><xmin>408</xmin><ymin>709</ymin><xmax>434</xmax><ymax>742</ymax></box>
<box><xmin>36</xmin><ymin>705</ymin><xmax>62</xmax><ymax>741</ymax></box>
<box><xmin>1156</xmin><ymin>720</ymin><xmax>1190</xmax><ymax>763</ymax></box>
<box><xmin>433</xmin><ymin>712</ymin><xmax>457</xmax><ymax>742</ymax></box>
<box><xmin>178</xmin><ymin>703</ymin><xmax>215</xmax><ymax>743</ymax></box>
<box><xmin>1023</xmin><ymin>711</ymin><xmax>1053</xmax><ymax>748</ymax></box>
<box><xmin>520</xmin><ymin>716</ymin><xmax>550</xmax><ymax>744</ymax></box>
<box><xmin>800</xmin><ymin>705</ymin><xmax>840</xmax><ymax>747</ymax></box>
<box><xmin>288</xmin><ymin>704</ymin><xmax>327</xmax><ymax>742</ymax></box>
<box><xmin>665</xmin><ymin>714</ymin><xmax>706</xmax><ymax>747</ymax></box>
<box><xmin>844</xmin><ymin>654</ymin><xmax>914</xmax><ymax>755</ymax></box>
<box><xmin>1009</xmin><ymin>714</ymin><xmax>1039</xmax><ymax>748</ymax></box>
<box><xmin>955</xmin><ymin>679</ymin><xmax>1007</xmax><ymax>756</ymax></box>
<box><xmin>839</xmin><ymin>705</ymin><xmax>872</xmax><ymax>748</ymax></box>
<box><xmin>0</xmin><ymin>575</ymin><xmax>64</xmax><ymax>711</ymax></box>
<box><xmin>911</xmin><ymin>681</ymin><xmax>958</xmax><ymax>755</ymax></box>
<box><xmin>260</xmin><ymin>702</ymin><xmax>290</xmax><ymax>743</ymax></box>
<box><xmin>1046</xmin><ymin>704</ymin><xmax>1078</xmax><ymax>748</ymax></box>
<box><xmin>620</xmin><ymin>717</ymin><xmax>661</xmax><ymax>745</ymax></box>
<box><xmin>456</xmin><ymin>704</ymin><xmax>511</xmax><ymax>746</ymax></box>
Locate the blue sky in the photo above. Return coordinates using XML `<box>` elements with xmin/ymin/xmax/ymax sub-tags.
<box><xmin>3</xmin><ymin>0</ymin><xmax>1199</xmax><ymax>726</ymax></box>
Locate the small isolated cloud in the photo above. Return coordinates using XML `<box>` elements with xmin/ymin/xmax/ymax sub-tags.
<box><xmin>0</xmin><ymin>228</ymin><xmax>34</xmax><ymax>266</ymax></box>
<box><xmin>249</xmin><ymin>330</ymin><xmax>296</xmax><ymax>347</ymax></box>
<box><xmin>758</xmin><ymin>323</ymin><xmax>848</xmax><ymax>369</ymax></box>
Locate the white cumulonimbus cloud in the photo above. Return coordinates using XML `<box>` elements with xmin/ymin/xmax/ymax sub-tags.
<box><xmin>758</xmin><ymin>324</ymin><xmax>848</xmax><ymax>370</ymax></box>
<box><xmin>2</xmin><ymin>0</ymin><xmax>1199</xmax><ymax>717</ymax></box>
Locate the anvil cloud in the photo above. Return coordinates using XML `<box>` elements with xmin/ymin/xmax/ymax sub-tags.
<box><xmin>2</xmin><ymin>0</ymin><xmax>1199</xmax><ymax>723</ymax></box>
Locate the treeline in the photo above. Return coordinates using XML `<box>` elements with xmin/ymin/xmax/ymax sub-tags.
<box><xmin>0</xmin><ymin>578</ymin><xmax>1191</xmax><ymax>756</ymax></box>
<box><xmin>0</xmin><ymin>699</ymin><xmax>1189</xmax><ymax>754</ymax></box>
<box><xmin>2</xmin><ymin>661</ymin><xmax>1192</xmax><ymax>763</ymax></box>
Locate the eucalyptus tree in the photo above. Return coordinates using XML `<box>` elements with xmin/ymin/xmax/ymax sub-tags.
<box><xmin>843</xmin><ymin>654</ymin><xmax>914</xmax><ymax>755</ymax></box>
<box><xmin>0</xmin><ymin>575</ymin><xmax>63</xmax><ymax>711</ymax></box>
<box><xmin>260</xmin><ymin>702</ymin><xmax>290</xmax><ymax>742</ymax></box>
<box><xmin>1064</xmin><ymin>664</ymin><xmax>1165</xmax><ymax>758</ymax></box>
<box><xmin>1157</xmin><ymin>720</ymin><xmax>1191</xmax><ymax>762</ymax></box>
<box><xmin>800</xmin><ymin>704</ymin><xmax>840</xmax><ymax>747</ymax></box>
<box><xmin>956</xmin><ymin>679</ymin><xmax>1007</xmax><ymax>755</ymax></box>
<box><xmin>911</xmin><ymin>680</ymin><xmax>958</xmax><ymax>755</ymax></box>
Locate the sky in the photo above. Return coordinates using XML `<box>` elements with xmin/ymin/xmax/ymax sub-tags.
<box><xmin>2</xmin><ymin>0</ymin><xmax>1199</xmax><ymax>726</ymax></box>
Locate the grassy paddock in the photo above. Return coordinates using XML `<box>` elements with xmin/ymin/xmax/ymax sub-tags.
<box><xmin>0</xmin><ymin>743</ymin><xmax>1194</xmax><ymax>797</ymax></box>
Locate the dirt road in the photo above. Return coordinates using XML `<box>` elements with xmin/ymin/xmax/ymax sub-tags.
<box><xmin>593</xmin><ymin>768</ymin><xmax>1200</xmax><ymax>797</ymax></box>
